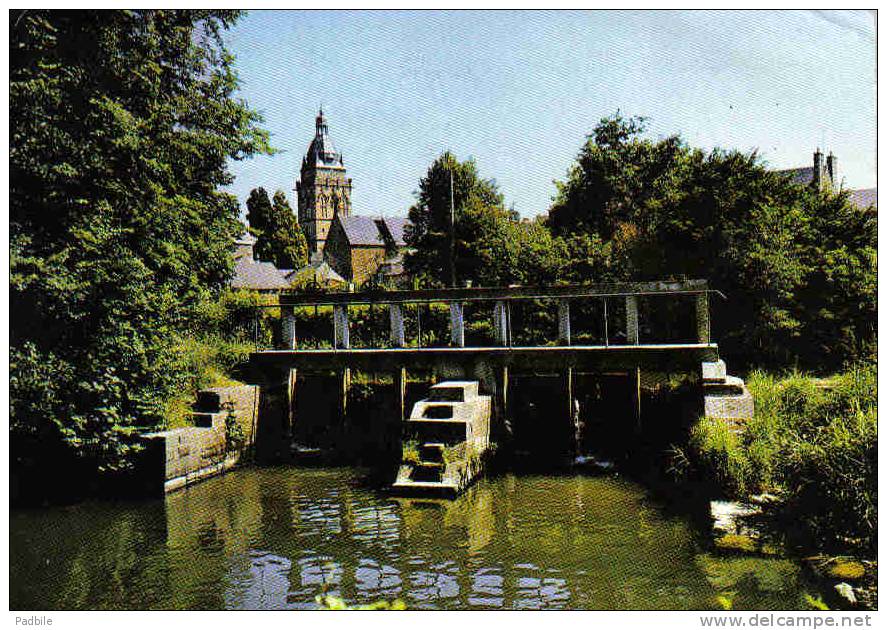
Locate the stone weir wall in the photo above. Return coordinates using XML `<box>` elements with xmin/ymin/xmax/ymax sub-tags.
<box><xmin>138</xmin><ymin>385</ymin><xmax>259</xmax><ymax>495</ymax></box>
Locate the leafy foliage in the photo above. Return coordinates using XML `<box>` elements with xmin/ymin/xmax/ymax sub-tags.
<box><xmin>404</xmin><ymin>152</ymin><xmax>569</xmax><ymax>288</ymax></box>
<box><xmin>246</xmin><ymin>187</ymin><xmax>308</xmax><ymax>269</ymax></box>
<box><xmin>10</xmin><ymin>10</ymin><xmax>269</xmax><ymax>497</ymax></box>
<box><xmin>547</xmin><ymin>112</ymin><xmax>876</xmax><ymax>369</ymax></box>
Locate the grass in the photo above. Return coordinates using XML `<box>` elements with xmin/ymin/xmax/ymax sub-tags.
<box><xmin>686</xmin><ymin>362</ymin><xmax>876</xmax><ymax>554</ymax></box>
<box><xmin>401</xmin><ymin>440</ymin><xmax>421</xmax><ymax>465</ymax></box>
<box><xmin>162</xmin><ymin>333</ymin><xmax>252</xmax><ymax>429</ymax></box>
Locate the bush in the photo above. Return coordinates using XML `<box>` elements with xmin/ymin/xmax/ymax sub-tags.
<box><xmin>161</xmin><ymin>289</ymin><xmax>269</xmax><ymax>429</ymax></box>
<box><xmin>689</xmin><ymin>363</ymin><xmax>877</xmax><ymax>553</ymax></box>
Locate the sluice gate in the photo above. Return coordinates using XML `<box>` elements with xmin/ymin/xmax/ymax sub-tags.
<box><xmin>248</xmin><ymin>280</ymin><xmax>752</xmax><ymax>495</ymax></box>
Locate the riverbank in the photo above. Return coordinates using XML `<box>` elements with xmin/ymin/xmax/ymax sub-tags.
<box><xmin>680</xmin><ymin>363</ymin><xmax>877</xmax><ymax>609</ymax></box>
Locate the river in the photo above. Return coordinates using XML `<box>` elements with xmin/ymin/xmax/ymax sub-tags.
<box><xmin>10</xmin><ymin>466</ymin><xmax>819</xmax><ymax>610</ymax></box>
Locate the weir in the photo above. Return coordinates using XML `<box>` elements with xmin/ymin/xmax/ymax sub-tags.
<box><xmin>248</xmin><ymin>280</ymin><xmax>752</xmax><ymax>495</ymax></box>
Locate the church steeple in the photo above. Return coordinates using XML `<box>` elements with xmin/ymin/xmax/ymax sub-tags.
<box><xmin>295</xmin><ymin>109</ymin><xmax>352</xmax><ymax>255</ymax></box>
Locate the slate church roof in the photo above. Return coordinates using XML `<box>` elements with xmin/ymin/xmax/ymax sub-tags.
<box><xmin>339</xmin><ymin>216</ymin><xmax>387</xmax><ymax>246</ymax></box>
<box><xmin>379</xmin><ymin>216</ymin><xmax>409</xmax><ymax>247</ymax></box>
<box><xmin>337</xmin><ymin>215</ymin><xmax>409</xmax><ymax>248</ymax></box>
<box><xmin>231</xmin><ymin>249</ymin><xmax>291</xmax><ymax>291</ymax></box>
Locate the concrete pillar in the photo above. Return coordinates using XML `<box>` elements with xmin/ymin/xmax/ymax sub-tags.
<box><xmin>557</xmin><ymin>299</ymin><xmax>571</xmax><ymax>345</ymax></box>
<box><xmin>625</xmin><ymin>295</ymin><xmax>639</xmax><ymax>345</ymax></box>
<box><xmin>280</xmin><ymin>306</ymin><xmax>296</xmax><ymax>350</ymax></box>
<box><xmin>395</xmin><ymin>367</ymin><xmax>407</xmax><ymax>423</ymax></box>
<box><xmin>334</xmin><ymin>304</ymin><xmax>350</xmax><ymax>349</ymax></box>
<box><xmin>339</xmin><ymin>368</ymin><xmax>351</xmax><ymax>424</ymax></box>
<box><xmin>389</xmin><ymin>303</ymin><xmax>406</xmax><ymax>348</ymax></box>
<box><xmin>630</xmin><ymin>367</ymin><xmax>641</xmax><ymax>431</ymax></box>
<box><xmin>696</xmin><ymin>292</ymin><xmax>710</xmax><ymax>344</ymax></box>
<box><xmin>255</xmin><ymin>366</ymin><xmax>292</xmax><ymax>463</ymax></box>
<box><xmin>564</xmin><ymin>367</ymin><xmax>574</xmax><ymax>440</ymax></box>
<box><xmin>493</xmin><ymin>301</ymin><xmax>509</xmax><ymax>345</ymax></box>
<box><xmin>449</xmin><ymin>302</ymin><xmax>465</xmax><ymax>347</ymax></box>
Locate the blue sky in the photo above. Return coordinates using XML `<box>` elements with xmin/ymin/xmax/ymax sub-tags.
<box><xmin>223</xmin><ymin>10</ymin><xmax>875</xmax><ymax>219</ymax></box>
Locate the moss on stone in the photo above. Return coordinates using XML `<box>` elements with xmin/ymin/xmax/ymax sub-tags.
<box><xmin>715</xmin><ymin>534</ymin><xmax>758</xmax><ymax>554</ymax></box>
<box><xmin>826</xmin><ymin>560</ymin><xmax>865</xmax><ymax>580</ymax></box>
<box><xmin>401</xmin><ymin>440</ymin><xmax>421</xmax><ymax>465</ymax></box>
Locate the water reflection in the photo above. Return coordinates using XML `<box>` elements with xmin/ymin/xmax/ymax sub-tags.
<box><xmin>10</xmin><ymin>467</ymin><xmax>817</xmax><ymax>610</ymax></box>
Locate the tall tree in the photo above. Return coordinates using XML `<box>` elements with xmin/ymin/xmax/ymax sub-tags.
<box><xmin>10</xmin><ymin>10</ymin><xmax>270</xmax><ymax>500</ymax></box>
<box><xmin>404</xmin><ymin>152</ymin><xmax>516</xmax><ymax>287</ymax></box>
<box><xmin>246</xmin><ymin>187</ymin><xmax>308</xmax><ymax>269</ymax></box>
<box><xmin>268</xmin><ymin>191</ymin><xmax>308</xmax><ymax>269</ymax></box>
<box><xmin>246</xmin><ymin>187</ymin><xmax>274</xmax><ymax>240</ymax></box>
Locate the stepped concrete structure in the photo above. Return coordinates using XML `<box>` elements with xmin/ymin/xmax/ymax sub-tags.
<box><xmin>702</xmin><ymin>359</ymin><xmax>754</xmax><ymax>430</ymax></box>
<box><xmin>139</xmin><ymin>386</ymin><xmax>257</xmax><ymax>494</ymax></box>
<box><xmin>392</xmin><ymin>381</ymin><xmax>492</xmax><ymax>497</ymax></box>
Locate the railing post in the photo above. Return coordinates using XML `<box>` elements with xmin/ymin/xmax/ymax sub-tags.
<box><xmin>696</xmin><ymin>291</ymin><xmax>710</xmax><ymax>344</ymax></box>
<box><xmin>389</xmin><ymin>303</ymin><xmax>406</xmax><ymax>348</ymax></box>
<box><xmin>396</xmin><ymin>367</ymin><xmax>407</xmax><ymax>423</ymax></box>
<box><xmin>625</xmin><ymin>295</ymin><xmax>639</xmax><ymax>345</ymax></box>
<box><xmin>280</xmin><ymin>305</ymin><xmax>296</xmax><ymax>350</ymax></box>
<box><xmin>339</xmin><ymin>367</ymin><xmax>351</xmax><ymax>425</ymax></box>
<box><xmin>493</xmin><ymin>301</ymin><xmax>509</xmax><ymax>345</ymax></box>
<box><xmin>449</xmin><ymin>302</ymin><xmax>465</xmax><ymax>347</ymax></box>
<box><xmin>334</xmin><ymin>304</ymin><xmax>350</xmax><ymax>349</ymax></box>
<box><xmin>557</xmin><ymin>298</ymin><xmax>571</xmax><ymax>345</ymax></box>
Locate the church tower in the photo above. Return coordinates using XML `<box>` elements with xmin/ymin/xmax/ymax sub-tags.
<box><xmin>295</xmin><ymin>109</ymin><xmax>353</xmax><ymax>256</ymax></box>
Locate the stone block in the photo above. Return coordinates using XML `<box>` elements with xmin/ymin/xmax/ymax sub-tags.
<box><xmin>701</xmin><ymin>360</ymin><xmax>727</xmax><ymax>383</ymax></box>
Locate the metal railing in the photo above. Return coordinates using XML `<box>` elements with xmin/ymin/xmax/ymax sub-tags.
<box><xmin>251</xmin><ymin>280</ymin><xmax>725</xmax><ymax>352</ymax></box>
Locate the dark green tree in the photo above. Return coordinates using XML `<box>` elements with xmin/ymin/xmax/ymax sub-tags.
<box><xmin>547</xmin><ymin>113</ymin><xmax>876</xmax><ymax>369</ymax></box>
<box><xmin>10</xmin><ymin>9</ymin><xmax>270</xmax><ymax>500</ymax></box>
<box><xmin>246</xmin><ymin>187</ymin><xmax>274</xmax><ymax>241</ymax></box>
<box><xmin>246</xmin><ymin>187</ymin><xmax>308</xmax><ymax>269</ymax></box>
<box><xmin>268</xmin><ymin>191</ymin><xmax>308</xmax><ymax>269</ymax></box>
<box><xmin>404</xmin><ymin>152</ymin><xmax>517</xmax><ymax>287</ymax></box>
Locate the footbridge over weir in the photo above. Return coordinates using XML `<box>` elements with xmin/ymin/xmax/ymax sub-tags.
<box><xmin>248</xmin><ymin>280</ymin><xmax>749</xmax><ymax>463</ymax></box>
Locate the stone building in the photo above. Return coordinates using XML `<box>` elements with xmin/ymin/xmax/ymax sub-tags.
<box><xmin>230</xmin><ymin>231</ymin><xmax>291</xmax><ymax>293</ymax></box>
<box><xmin>324</xmin><ymin>214</ymin><xmax>409</xmax><ymax>285</ymax></box>
<box><xmin>294</xmin><ymin>109</ymin><xmax>410</xmax><ymax>285</ymax></box>
<box><xmin>295</xmin><ymin>109</ymin><xmax>353</xmax><ymax>256</ymax></box>
<box><xmin>230</xmin><ymin>229</ymin><xmax>346</xmax><ymax>292</ymax></box>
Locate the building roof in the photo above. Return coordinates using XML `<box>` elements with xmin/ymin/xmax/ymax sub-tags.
<box><xmin>339</xmin><ymin>215</ymin><xmax>387</xmax><ymax>246</ymax></box>
<box><xmin>775</xmin><ymin>166</ymin><xmax>815</xmax><ymax>186</ymax></box>
<box><xmin>286</xmin><ymin>259</ymin><xmax>347</xmax><ymax>287</ymax></box>
<box><xmin>381</xmin><ymin>216</ymin><xmax>409</xmax><ymax>247</ymax></box>
<box><xmin>336</xmin><ymin>215</ymin><xmax>410</xmax><ymax>248</ymax></box>
<box><xmin>849</xmin><ymin>187</ymin><xmax>877</xmax><ymax>209</ymax></box>
<box><xmin>304</xmin><ymin>109</ymin><xmax>344</xmax><ymax>169</ymax></box>
<box><xmin>231</xmin><ymin>255</ymin><xmax>291</xmax><ymax>291</ymax></box>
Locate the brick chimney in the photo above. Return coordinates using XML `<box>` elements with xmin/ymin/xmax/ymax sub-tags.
<box><xmin>813</xmin><ymin>148</ymin><xmax>824</xmax><ymax>190</ymax></box>
<box><xmin>826</xmin><ymin>152</ymin><xmax>838</xmax><ymax>189</ymax></box>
